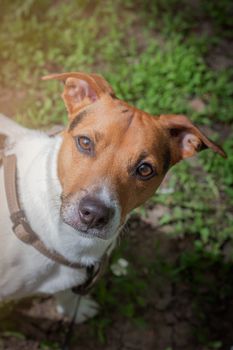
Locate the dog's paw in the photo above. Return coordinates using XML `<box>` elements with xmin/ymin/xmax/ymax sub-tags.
<box><xmin>56</xmin><ymin>291</ymin><xmax>99</xmax><ymax>324</ymax></box>
<box><xmin>74</xmin><ymin>295</ymin><xmax>99</xmax><ymax>323</ymax></box>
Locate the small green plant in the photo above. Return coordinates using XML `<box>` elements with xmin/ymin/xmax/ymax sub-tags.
<box><xmin>39</xmin><ymin>340</ymin><xmax>60</xmax><ymax>350</ymax></box>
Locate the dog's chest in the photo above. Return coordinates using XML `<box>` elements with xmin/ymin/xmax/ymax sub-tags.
<box><xmin>0</xmin><ymin>142</ymin><xmax>87</xmax><ymax>300</ymax></box>
<box><xmin>0</xmin><ymin>132</ymin><xmax>113</xmax><ymax>301</ymax></box>
<box><xmin>0</xmin><ymin>228</ymin><xmax>87</xmax><ymax>301</ymax></box>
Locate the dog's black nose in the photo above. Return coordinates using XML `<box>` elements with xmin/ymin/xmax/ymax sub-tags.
<box><xmin>79</xmin><ymin>196</ymin><xmax>112</xmax><ymax>229</ymax></box>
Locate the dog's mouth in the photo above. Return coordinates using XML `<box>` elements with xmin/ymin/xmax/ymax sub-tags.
<box><xmin>60</xmin><ymin>200</ymin><xmax>120</xmax><ymax>241</ymax></box>
<box><xmin>62</xmin><ymin>218</ymin><xmax>111</xmax><ymax>240</ymax></box>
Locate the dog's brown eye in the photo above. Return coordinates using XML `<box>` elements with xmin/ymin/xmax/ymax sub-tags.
<box><xmin>136</xmin><ymin>163</ymin><xmax>155</xmax><ymax>180</ymax></box>
<box><xmin>79</xmin><ymin>136</ymin><xmax>91</xmax><ymax>150</ymax></box>
<box><xmin>76</xmin><ymin>136</ymin><xmax>93</xmax><ymax>154</ymax></box>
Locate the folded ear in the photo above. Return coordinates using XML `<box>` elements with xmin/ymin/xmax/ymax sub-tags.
<box><xmin>159</xmin><ymin>114</ymin><xmax>226</xmax><ymax>164</ymax></box>
<box><xmin>42</xmin><ymin>72</ymin><xmax>115</xmax><ymax>116</ymax></box>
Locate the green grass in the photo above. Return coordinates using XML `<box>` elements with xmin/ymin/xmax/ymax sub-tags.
<box><xmin>0</xmin><ymin>0</ymin><xmax>232</xmax><ymax>348</ymax></box>
<box><xmin>0</xmin><ymin>1</ymin><xmax>232</xmax><ymax>126</ymax></box>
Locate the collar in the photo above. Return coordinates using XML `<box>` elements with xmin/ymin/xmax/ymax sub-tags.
<box><xmin>2</xmin><ymin>153</ymin><xmax>109</xmax><ymax>294</ymax></box>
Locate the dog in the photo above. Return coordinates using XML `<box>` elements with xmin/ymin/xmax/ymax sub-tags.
<box><xmin>0</xmin><ymin>72</ymin><xmax>226</xmax><ymax>322</ymax></box>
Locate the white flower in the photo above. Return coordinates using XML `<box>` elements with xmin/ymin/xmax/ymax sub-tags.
<box><xmin>158</xmin><ymin>187</ymin><xmax>174</xmax><ymax>194</ymax></box>
<box><xmin>110</xmin><ymin>258</ymin><xmax>129</xmax><ymax>277</ymax></box>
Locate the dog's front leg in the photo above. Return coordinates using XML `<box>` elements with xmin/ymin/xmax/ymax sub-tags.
<box><xmin>55</xmin><ymin>289</ymin><xmax>99</xmax><ymax>323</ymax></box>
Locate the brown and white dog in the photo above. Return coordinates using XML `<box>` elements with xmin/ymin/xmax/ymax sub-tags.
<box><xmin>0</xmin><ymin>72</ymin><xmax>226</xmax><ymax>322</ymax></box>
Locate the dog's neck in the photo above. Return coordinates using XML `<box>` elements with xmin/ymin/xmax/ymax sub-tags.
<box><xmin>11</xmin><ymin>131</ymin><xmax>114</xmax><ymax>267</ymax></box>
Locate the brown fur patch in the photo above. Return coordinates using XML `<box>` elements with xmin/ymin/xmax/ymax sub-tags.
<box><xmin>58</xmin><ymin>97</ymin><xmax>168</xmax><ymax>224</ymax></box>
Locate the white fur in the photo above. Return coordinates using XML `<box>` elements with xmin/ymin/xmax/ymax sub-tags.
<box><xmin>0</xmin><ymin>115</ymin><xmax>119</xmax><ymax>320</ymax></box>
<box><xmin>56</xmin><ymin>290</ymin><xmax>99</xmax><ymax>323</ymax></box>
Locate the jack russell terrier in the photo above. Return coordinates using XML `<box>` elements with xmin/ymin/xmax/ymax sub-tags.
<box><xmin>0</xmin><ymin>72</ymin><xmax>226</xmax><ymax>322</ymax></box>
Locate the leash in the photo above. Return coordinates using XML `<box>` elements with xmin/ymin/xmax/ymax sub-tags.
<box><xmin>61</xmin><ymin>294</ymin><xmax>81</xmax><ymax>350</ymax></box>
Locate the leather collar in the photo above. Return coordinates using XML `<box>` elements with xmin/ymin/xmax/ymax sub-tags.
<box><xmin>2</xmin><ymin>152</ymin><xmax>109</xmax><ymax>294</ymax></box>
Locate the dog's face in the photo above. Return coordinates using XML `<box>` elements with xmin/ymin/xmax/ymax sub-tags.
<box><xmin>43</xmin><ymin>72</ymin><xmax>226</xmax><ymax>240</ymax></box>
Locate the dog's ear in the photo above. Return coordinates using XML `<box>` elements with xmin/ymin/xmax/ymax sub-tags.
<box><xmin>42</xmin><ymin>72</ymin><xmax>115</xmax><ymax>116</ymax></box>
<box><xmin>159</xmin><ymin>114</ymin><xmax>226</xmax><ymax>164</ymax></box>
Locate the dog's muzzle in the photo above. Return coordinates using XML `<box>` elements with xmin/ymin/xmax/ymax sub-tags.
<box><xmin>61</xmin><ymin>194</ymin><xmax>116</xmax><ymax>239</ymax></box>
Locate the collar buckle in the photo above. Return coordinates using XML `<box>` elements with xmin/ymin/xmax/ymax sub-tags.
<box><xmin>72</xmin><ymin>253</ymin><xmax>109</xmax><ymax>295</ymax></box>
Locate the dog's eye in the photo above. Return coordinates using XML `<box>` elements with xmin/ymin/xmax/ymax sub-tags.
<box><xmin>76</xmin><ymin>136</ymin><xmax>93</xmax><ymax>154</ymax></box>
<box><xmin>136</xmin><ymin>163</ymin><xmax>155</xmax><ymax>180</ymax></box>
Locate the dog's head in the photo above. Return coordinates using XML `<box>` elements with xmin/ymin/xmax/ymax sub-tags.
<box><xmin>42</xmin><ymin>72</ymin><xmax>226</xmax><ymax>240</ymax></box>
